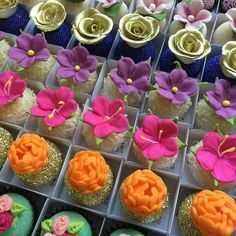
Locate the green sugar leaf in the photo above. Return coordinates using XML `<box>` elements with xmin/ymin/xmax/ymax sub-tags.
<box><xmin>41</xmin><ymin>219</ymin><xmax>53</xmax><ymax>232</ymax></box>
<box><xmin>149</xmin><ymin>83</ymin><xmax>157</xmax><ymax>91</ymax></box>
<box><xmin>183</xmin><ymin>0</ymin><xmax>192</xmax><ymax>4</ymax></box>
<box><xmin>103</xmin><ymin>2</ymin><xmax>123</xmax><ymax>17</ymax></box>
<box><xmin>67</xmin><ymin>221</ymin><xmax>84</xmax><ymax>234</ymax></box>
<box><xmin>124</xmin><ymin>95</ymin><xmax>128</xmax><ymax>105</ymax></box>
<box><xmin>96</xmin><ymin>137</ymin><xmax>104</xmax><ymax>145</ymax></box>
<box><xmin>10</xmin><ymin>203</ymin><xmax>25</xmax><ymax>217</ymax></box>
<box><xmin>151</xmin><ymin>11</ymin><xmax>167</xmax><ymax>21</ymax></box>
<box><xmin>147</xmin><ymin>108</ymin><xmax>153</xmax><ymax>114</ymax></box>
<box><xmin>177</xmin><ymin>137</ymin><xmax>187</xmax><ymax>149</ymax></box>
<box><xmin>146</xmin><ymin>57</ymin><xmax>152</xmax><ymax>65</ymax></box>
<box><xmin>213</xmin><ymin>179</ymin><xmax>219</xmax><ymax>187</ymax></box>
<box><xmin>227</xmin><ymin>118</ymin><xmax>235</xmax><ymax>126</ymax></box>
<box><xmin>17</xmin><ymin>67</ymin><xmax>24</xmax><ymax>72</ymax></box>
<box><xmin>174</xmin><ymin>61</ymin><xmax>182</xmax><ymax>69</ymax></box>
<box><xmin>147</xmin><ymin>160</ymin><xmax>153</xmax><ymax>170</ymax></box>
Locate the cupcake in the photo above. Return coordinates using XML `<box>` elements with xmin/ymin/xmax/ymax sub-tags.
<box><xmin>110</xmin><ymin>228</ymin><xmax>144</xmax><ymax>236</ymax></box>
<box><xmin>0</xmin><ymin>127</ymin><xmax>13</xmax><ymax>168</ymax></box>
<box><xmin>195</xmin><ymin>79</ymin><xmax>236</xmax><ymax>133</ymax></box>
<box><xmin>30</xmin><ymin>86</ymin><xmax>80</xmax><ymax>139</ymax></box>
<box><xmin>115</xmin><ymin>13</ymin><xmax>159</xmax><ymax>63</ymax></box>
<box><xmin>72</xmin><ymin>8</ymin><xmax>114</xmax><ymax>58</ymax></box>
<box><xmin>65</xmin><ymin>150</ymin><xmax>113</xmax><ymax>206</ymax></box>
<box><xmin>30</xmin><ymin>0</ymin><xmax>71</xmax><ymax>47</ymax></box>
<box><xmin>56</xmin><ymin>45</ymin><xmax>99</xmax><ymax>95</ymax></box>
<box><xmin>82</xmin><ymin>96</ymin><xmax>129</xmax><ymax>153</ymax></box>
<box><xmin>59</xmin><ymin>0</ymin><xmax>90</xmax><ymax>15</ymax></box>
<box><xmin>169</xmin><ymin>0</ymin><xmax>212</xmax><ymax>37</ymax></box>
<box><xmin>120</xmin><ymin>169</ymin><xmax>168</xmax><ymax>223</ymax></box>
<box><xmin>178</xmin><ymin>190</ymin><xmax>236</xmax><ymax>236</ymax></box>
<box><xmin>133</xmin><ymin>115</ymin><xmax>179</xmax><ymax>169</ymax></box>
<box><xmin>40</xmin><ymin>211</ymin><xmax>92</xmax><ymax>236</ymax></box>
<box><xmin>8</xmin><ymin>133</ymin><xmax>63</xmax><ymax>187</ymax></box>
<box><xmin>8</xmin><ymin>33</ymin><xmax>55</xmax><ymax>85</ymax></box>
<box><xmin>0</xmin><ymin>0</ymin><xmax>29</xmax><ymax>35</ymax></box>
<box><xmin>0</xmin><ymin>193</ymin><xmax>34</xmax><ymax>235</ymax></box>
<box><xmin>103</xmin><ymin>57</ymin><xmax>151</xmax><ymax>107</ymax></box>
<box><xmin>187</xmin><ymin>131</ymin><xmax>236</xmax><ymax>189</ymax></box>
<box><xmin>0</xmin><ymin>71</ymin><xmax>35</xmax><ymax>125</ymax></box>
<box><xmin>220</xmin><ymin>0</ymin><xmax>236</xmax><ymax>13</ymax></box>
<box><xmin>148</xmin><ymin>68</ymin><xmax>198</xmax><ymax>120</ymax></box>
<box><xmin>159</xmin><ymin>29</ymin><xmax>211</xmax><ymax>78</ymax></box>
<box><xmin>96</xmin><ymin>0</ymin><xmax>129</xmax><ymax>24</ymax></box>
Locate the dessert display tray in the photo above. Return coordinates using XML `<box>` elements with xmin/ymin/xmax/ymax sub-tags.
<box><xmin>0</xmin><ymin>0</ymin><xmax>235</xmax><ymax>235</ymax></box>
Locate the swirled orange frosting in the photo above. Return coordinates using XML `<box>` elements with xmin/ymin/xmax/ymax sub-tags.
<box><xmin>8</xmin><ymin>134</ymin><xmax>49</xmax><ymax>174</ymax></box>
<box><xmin>67</xmin><ymin>150</ymin><xmax>109</xmax><ymax>193</ymax></box>
<box><xmin>120</xmin><ymin>169</ymin><xmax>167</xmax><ymax>217</ymax></box>
<box><xmin>191</xmin><ymin>190</ymin><xmax>236</xmax><ymax>236</ymax></box>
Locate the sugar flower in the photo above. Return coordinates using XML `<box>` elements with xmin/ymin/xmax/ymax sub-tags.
<box><xmin>0</xmin><ymin>195</ymin><xmax>13</xmax><ymax>213</ymax></box>
<box><xmin>52</xmin><ymin>216</ymin><xmax>69</xmax><ymax>236</ymax></box>
<box><xmin>226</xmin><ymin>8</ymin><xmax>236</xmax><ymax>33</ymax></box>
<box><xmin>0</xmin><ymin>32</ymin><xmax>4</xmax><ymax>39</ymax></box>
<box><xmin>0</xmin><ymin>212</ymin><xmax>13</xmax><ymax>233</ymax></box>
<box><xmin>98</xmin><ymin>0</ymin><xmax>120</xmax><ymax>8</ymax></box>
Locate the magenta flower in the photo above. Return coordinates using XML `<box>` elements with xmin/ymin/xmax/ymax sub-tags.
<box><xmin>83</xmin><ymin>96</ymin><xmax>129</xmax><ymax>138</ymax></box>
<box><xmin>226</xmin><ymin>8</ymin><xmax>236</xmax><ymax>33</ymax></box>
<box><xmin>0</xmin><ymin>211</ymin><xmax>13</xmax><ymax>233</ymax></box>
<box><xmin>8</xmin><ymin>33</ymin><xmax>50</xmax><ymax>68</ymax></box>
<box><xmin>0</xmin><ymin>71</ymin><xmax>26</xmax><ymax>107</ymax></box>
<box><xmin>196</xmin><ymin>132</ymin><xmax>236</xmax><ymax>183</ymax></box>
<box><xmin>206</xmin><ymin>79</ymin><xmax>236</xmax><ymax>120</ymax></box>
<box><xmin>174</xmin><ymin>0</ymin><xmax>212</xmax><ymax>29</ymax></box>
<box><xmin>98</xmin><ymin>0</ymin><xmax>120</xmax><ymax>8</ymax></box>
<box><xmin>155</xmin><ymin>69</ymin><xmax>198</xmax><ymax>105</ymax></box>
<box><xmin>133</xmin><ymin>115</ymin><xmax>179</xmax><ymax>160</ymax></box>
<box><xmin>30</xmin><ymin>86</ymin><xmax>78</xmax><ymax>127</ymax></box>
<box><xmin>56</xmin><ymin>45</ymin><xmax>98</xmax><ymax>84</ymax></box>
<box><xmin>110</xmin><ymin>57</ymin><xmax>151</xmax><ymax>95</ymax></box>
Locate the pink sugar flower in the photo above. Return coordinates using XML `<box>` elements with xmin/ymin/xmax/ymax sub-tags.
<box><xmin>0</xmin><ymin>195</ymin><xmax>13</xmax><ymax>213</ymax></box>
<box><xmin>52</xmin><ymin>216</ymin><xmax>69</xmax><ymax>236</ymax></box>
<box><xmin>226</xmin><ymin>8</ymin><xmax>236</xmax><ymax>33</ymax></box>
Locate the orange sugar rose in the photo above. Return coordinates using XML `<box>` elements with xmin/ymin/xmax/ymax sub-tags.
<box><xmin>191</xmin><ymin>190</ymin><xmax>236</xmax><ymax>236</ymax></box>
<box><xmin>67</xmin><ymin>150</ymin><xmax>109</xmax><ymax>193</ymax></box>
<box><xmin>120</xmin><ymin>169</ymin><xmax>167</xmax><ymax>217</ymax></box>
<box><xmin>8</xmin><ymin>134</ymin><xmax>49</xmax><ymax>174</ymax></box>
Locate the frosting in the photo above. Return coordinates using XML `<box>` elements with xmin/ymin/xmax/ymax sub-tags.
<box><xmin>206</xmin><ymin>79</ymin><xmax>236</xmax><ymax>120</ymax></box>
<box><xmin>0</xmin><ymin>0</ymin><xmax>17</xmax><ymax>19</ymax></box>
<box><xmin>120</xmin><ymin>169</ymin><xmax>167</xmax><ymax>217</ymax></box>
<box><xmin>72</xmin><ymin>8</ymin><xmax>113</xmax><ymax>45</ymax></box>
<box><xmin>174</xmin><ymin>0</ymin><xmax>212</xmax><ymax>30</ymax></box>
<box><xmin>83</xmin><ymin>96</ymin><xmax>129</xmax><ymax>139</ymax></box>
<box><xmin>226</xmin><ymin>8</ymin><xmax>236</xmax><ymax>33</ymax></box>
<box><xmin>110</xmin><ymin>57</ymin><xmax>151</xmax><ymax>95</ymax></box>
<box><xmin>56</xmin><ymin>45</ymin><xmax>98</xmax><ymax>84</ymax></box>
<box><xmin>133</xmin><ymin>114</ymin><xmax>179</xmax><ymax>161</ymax></box>
<box><xmin>67</xmin><ymin>150</ymin><xmax>109</xmax><ymax>193</ymax></box>
<box><xmin>196</xmin><ymin>131</ymin><xmax>236</xmax><ymax>183</ymax></box>
<box><xmin>30</xmin><ymin>0</ymin><xmax>66</xmax><ymax>32</ymax></box>
<box><xmin>155</xmin><ymin>68</ymin><xmax>198</xmax><ymax>104</ymax></box>
<box><xmin>0</xmin><ymin>71</ymin><xmax>26</xmax><ymax>107</ymax></box>
<box><xmin>119</xmin><ymin>13</ymin><xmax>159</xmax><ymax>48</ymax></box>
<box><xmin>168</xmin><ymin>29</ymin><xmax>211</xmax><ymax>64</ymax></box>
<box><xmin>8</xmin><ymin>134</ymin><xmax>49</xmax><ymax>174</ymax></box>
<box><xmin>191</xmin><ymin>190</ymin><xmax>236</xmax><ymax>236</ymax></box>
<box><xmin>8</xmin><ymin>33</ymin><xmax>50</xmax><ymax>68</ymax></box>
<box><xmin>31</xmin><ymin>86</ymin><xmax>78</xmax><ymax>127</ymax></box>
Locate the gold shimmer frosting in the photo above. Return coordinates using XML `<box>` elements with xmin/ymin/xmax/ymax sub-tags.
<box><xmin>0</xmin><ymin>0</ymin><xmax>18</xmax><ymax>18</ymax></box>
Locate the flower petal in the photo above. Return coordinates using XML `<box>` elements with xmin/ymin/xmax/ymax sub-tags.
<box><xmin>0</xmin><ymin>96</ymin><xmax>9</xmax><ymax>106</ymax></box>
<box><xmin>83</xmin><ymin>111</ymin><xmax>105</xmax><ymax>126</ymax></box>
<box><xmin>203</xmin><ymin>132</ymin><xmax>222</xmax><ymax>153</ymax></box>
<box><xmin>73</xmin><ymin>69</ymin><xmax>90</xmax><ymax>83</ymax></box>
<box><xmin>117</xmin><ymin>57</ymin><xmax>135</xmax><ymax>79</ymax></box>
<box><xmin>57</xmin><ymin>49</ymin><xmax>76</xmax><ymax>67</ymax></box>
<box><xmin>91</xmin><ymin>96</ymin><xmax>109</xmax><ymax>116</ymax></box>
<box><xmin>158</xmin><ymin>88</ymin><xmax>174</xmax><ymax>101</ymax></box>
<box><xmin>82</xmin><ymin>55</ymin><xmax>98</xmax><ymax>72</ymax></box>
<box><xmin>179</xmin><ymin>79</ymin><xmax>198</xmax><ymax>96</ymax></box>
<box><xmin>206</xmin><ymin>91</ymin><xmax>222</xmax><ymax>111</ymax></box>
<box><xmin>215</xmin><ymin>79</ymin><xmax>230</xmax><ymax>100</ymax></box>
<box><xmin>155</xmin><ymin>71</ymin><xmax>170</xmax><ymax>89</ymax></box>
<box><xmin>72</xmin><ymin>46</ymin><xmax>89</xmax><ymax>65</ymax></box>
<box><xmin>132</xmin><ymin>76</ymin><xmax>150</xmax><ymax>93</ymax></box>
<box><xmin>171</xmin><ymin>92</ymin><xmax>188</xmax><ymax>105</ymax></box>
<box><xmin>35</xmin><ymin>48</ymin><xmax>50</xmax><ymax>61</ymax></box>
<box><xmin>110</xmin><ymin>69</ymin><xmax>126</xmax><ymax>87</ymax></box>
<box><xmin>56</xmin><ymin>67</ymin><xmax>75</xmax><ymax>79</ymax></box>
<box><xmin>36</xmin><ymin>89</ymin><xmax>56</xmax><ymax>110</ymax></box>
<box><xmin>118</xmin><ymin>84</ymin><xmax>138</xmax><ymax>95</ymax></box>
<box><xmin>8</xmin><ymin>48</ymin><xmax>27</xmax><ymax>62</ymax></box>
<box><xmin>108</xmin><ymin>99</ymin><xmax>125</xmax><ymax>116</ymax></box>
<box><xmin>44</xmin><ymin>113</ymin><xmax>66</xmax><ymax>127</ymax></box>
<box><xmin>195</xmin><ymin>9</ymin><xmax>212</xmax><ymax>23</ymax></box>
<box><xmin>32</xmin><ymin>34</ymin><xmax>48</xmax><ymax>52</ymax></box>
<box><xmin>175</xmin><ymin>2</ymin><xmax>189</xmax><ymax>19</ymax></box>
<box><xmin>133</xmin><ymin>128</ymin><xmax>152</xmax><ymax>151</ymax></box>
<box><xmin>16</xmin><ymin>33</ymin><xmax>33</xmax><ymax>50</ymax></box>
<box><xmin>159</xmin><ymin>137</ymin><xmax>179</xmax><ymax>157</ymax></box>
<box><xmin>55</xmin><ymin>86</ymin><xmax>75</xmax><ymax>101</ymax></box>
<box><xmin>31</xmin><ymin>106</ymin><xmax>51</xmax><ymax>117</ymax></box>
<box><xmin>93</xmin><ymin>122</ymin><xmax>113</xmax><ymax>138</ymax></box>
<box><xmin>189</xmin><ymin>0</ymin><xmax>204</xmax><ymax>16</ymax></box>
<box><xmin>19</xmin><ymin>56</ymin><xmax>36</xmax><ymax>68</ymax></box>
<box><xmin>59</xmin><ymin>99</ymin><xmax>78</xmax><ymax>118</ymax></box>
<box><xmin>159</xmin><ymin>119</ymin><xmax>178</xmax><ymax>138</ymax></box>
<box><xmin>216</xmin><ymin>107</ymin><xmax>236</xmax><ymax>120</ymax></box>
<box><xmin>169</xmin><ymin>69</ymin><xmax>188</xmax><ymax>86</ymax></box>
<box><xmin>109</xmin><ymin>114</ymin><xmax>129</xmax><ymax>133</ymax></box>
<box><xmin>131</xmin><ymin>61</ymin><xmax>151</xmax><ymax>80</ymax></box>
<box><xmin>142</xmin><ymin>115</ymin><xmax>161</xmax><ymax>137</ymax></box>
<box><xmin>220</xmin><ymin>135</ymin><xmax>236</xmax><ymax>161</ymax></box>
<box><xmin>142</xmin><ymin>143</ymin><xmax>165</xmax><ymax>160</ymax></box>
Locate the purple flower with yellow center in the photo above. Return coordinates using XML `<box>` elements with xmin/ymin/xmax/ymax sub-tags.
<box><xmin>8</xmin><ymin>33</ymin><xmax>50</xmax><ymax>68</ymax></box>
<box><xmin>206</xmin><ymin>79</ymin><xmax>236</xmax><ymax>120</ymax></box>
<box><xmin>110</xmin><ymin>57</ymin><xmax>151</xmax><ymax>95</ymax></box>
<box><xmin>155</xmin><ymin>69</ymin><xmax>198</xmax><ymax>105</ymax></box>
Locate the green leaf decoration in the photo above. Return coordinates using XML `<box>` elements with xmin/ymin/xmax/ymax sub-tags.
<box><xmin>10</xmin><ymin>203</ymin><xmax>25</xmax><ymax>217</ymax></box>
<box><xmin>103</xmin><ymin>2</ymin><xmax>122</xmax><ymax>18</ymax></box>
<box><xmin>227</xmin><ymin>118</ymin><xmax>235</xmax><ymax>126</ymax></box>
<box><xmin>41</xmin><ymin>219</ymin><xmax>53</xmax><ymax>233</ymax></box>
<box><xmin>4</xmin><ymin>64</ymin><xmax>11</xmax><ymax>71</ymax></box>
<box><xmin>146</xmin><ymin>57</ymin><xmax>152</xmax><ymax>65</ymax></box>
<box><xmin>96</xmin><ymin>137</ymin><xmax>104</xmax><ymax>145</ymax></box>
<box><xmin>17</xmin><ymin>67</ymin><xmax>24</xmax><ymax>72</ymax></box>
<box><xmin>174</xmin><ymin>61</ymin><xmax>182</xmax><ymax>69</ymax></box>
<box><xmin>35</xmin><ymin>81</ymin><xmax>46</xmax><ymax>90</ymax></box>
<box><xmin>183</xmin><ymin>0</ymin><xmax>192</xmax><ymax>4</ymax></box>
<box><xmin>177</xmin><ymin>137</ymin><xmax>187</xmax><ymax>149</ymax></box>
<box><xmin>67</xmin><ymin>221</ymin><xmax>84</xmax><ymax>234</ymax></box>
<box><xmin>124</xmin><ymin>95</ymin><xmax>128</xmax><ymax>105</ymax></box>
<box><xmin>214</xmin><ymin>123</ymin><xmax>224</xmax><ymax>136</ymax></box>
<box><xmin>127</xmin><ymin>131</ymin><xmax>133</xmax><ymax>138</ymax></box>
<box><xmin>48</xmin><ymin>127</ymin><xmax>53</xmax><ymax>131</ymax></box>
<box><xmin>147</xmin><ymin>160</ymin><xmax>153</xmax><ymax>170</ymax></box>
<box><xmin>213</xmin><ymin>179</ymin><xmax>219</xmax><ymax>187</ymax></box>
<box><xmin>173</xmin><ymin>116</ymin><xmax>179</xmax><ymax>123</ymax></box>
<box><xmin>203</xmin><ymin>95</ymin><xmax>209</xmax><ymax>104</ymax></box>
<box><xmin>190</xmin><ymin>146</ymin><xmax>196</xmax><ymax>155</ymax></box>
<box><xmin>59</xmin><ymin>79</ymin><xmax>69</xmax><ymax>86</ymax></box>
<box><xmin>198</xmin><ymin>82</ymin><xmax>208</xmax><ymax>86</ymax></box>
<box><xmin>149</xmin><ymin>83</ymin><xmax>157</xmax><ymax>91</ymax></box>
<box><xmin>147</xmin><ymin>108</ymin><xmax>153</xmax><ymax>114</ymax></box>
<box><xmin>152</xmin><ymin>11</ymin><xmax>167</xmax><ymax>21</ymax></box>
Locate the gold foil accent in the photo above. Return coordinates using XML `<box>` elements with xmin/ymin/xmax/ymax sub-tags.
<box><xmin>30</xmin><ymin>0</ymin><xmax>66</xmax><ymax>32</ymax></box>
<box><xmin>0</xmin><ymin>0</ymin><xmax>18</xmax><ymax>19</ymax></box>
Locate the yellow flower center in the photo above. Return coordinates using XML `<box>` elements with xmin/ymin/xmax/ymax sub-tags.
<box><xmin>48</xmin><ymin>101</ymin><xmax>65</xmax><ymax>119</ymax></box>
<box><xmin>27</xmin><ymin>50</ymin><xmax>35</xmax><ymax>57</ymax></box>
<box><xmin>171</xmin><ymin>86</ymin><xmax>178</xmax><ymax>93</ymax></box>
<box><xmin>74</xmin><ymin>65</ymin><xmax>80</xmax><ymax>72</ymax></box>
<box><xmin>126</xmin><ymin>78</ymin><xmax>133</xmax><ymax>85</ymax></box>
<box><xmin>222</xmin><ymin>100</ymin><xmax>230</xmax><ymax>107</ymax></box>
<box><xmin>185</xmin><ymin>38</ymin><xmax>195</xmax><ymax>52</ymax></box>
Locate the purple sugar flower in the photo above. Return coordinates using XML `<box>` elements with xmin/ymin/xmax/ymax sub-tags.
<box><xmin>155</xmin><ymin>69</ymin><xmax>198</xmax><ymax>105</ymax></box>
<box><xmin>207</xmin><ymin>79</ymin><xmax>236</xmax><ymax>120</ymax></box>
<box><xmin>56</xmin><ymin>45</ymin><xmax>98</xmax><ymax>84</ymax></box>
<box><xmin>110</xmin><ymin>57</ymin><xmax>151</xmax><ymax>95</ymax></box>
<box><xmin>0</xmin><ymin>32</ymin><xmax>5</xmax><ymax>39</ymax></box>
<box><xmin>8</xmin><ymin>33</ymin><xmax>50</xmax><ymax>68</ymax></box>
<box><xmin>98</xmin><ymin>0</ymin><xmax>120</xmax><ymax>7</ymax></box>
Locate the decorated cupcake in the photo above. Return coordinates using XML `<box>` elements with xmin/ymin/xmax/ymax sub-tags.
<box><xmin>133</xmin><ymin>115</ymin><xmax>179</xmax><ymax>169</ymax></box>
<box><xmin>96</xmin><ymin>0</ymin><xmax>129</xmax><ymax>24</ymax></box>
<box><xmin>188</xmin><ymin>131</ymin><xmax>236</xmax><ymax>189</ymax></box>
<box><xmin>65</xmin><ymin>150</ymin><xmax>113</xmax><ymax>206</ymax></box>
<box><xmin>178</xmin><ymin>190</ymin><xmax>236</xmax><ymax>236</ymax></box>
<box><xmin>0</xmin><ymin>127</ymin><xmax>13</xmax><ymax>168</ymax></box>
<box><xmin>0</xmin><ymin>71</ymin><xmax>35</xmax><ymax>125</ymax></box>
<box><xmin>220</xmin><ymin>0</ymin><xmax>236</xmax><ymax>13</ymax></box>
<box><xmin>82</xmin><ymin>96</ymin><xmax>129</xmax><ymax>153</ymax></box>
<box><xmin>8</xmin><ymin>133</ymin><xmax>62</xmax><ymax>187</ymax></box>
<box><xmin>59</xmin><ymin>0</ymin><xmax>90</xmax><ymax>15</ymax></box>
<box><xmin>0</xmin><ymin>0</ymin><xmax>29</xmax><ymax>35</ymax></box>
<box><xmin>40</xmin><ymin>211</ymin><xmax>92</xmax><ymax>236</ymax></box>
<box><xmin>195</xmin><ymin>79</ymin><xmax>236</xmax><ymax>133</ymax></box>
<box><xmin>110</xmin><ymin>228</ymin><xmax>144</xmax><ymax>236</ymax></box>
<box><xmin>203</xmin><ymin>0</ymin><xmax>216</xmax><ymax>11</ymax></box>
<box><xmin>115</xmin><ymin>13</ymin><xmax>159</xmax><ymax>63</ymax></box>
<box><xmin>0</xmin><ymin>193</ymin><xmax>34</xmax><ymax>235</ymax></box>
<box><xmin>148</xmin><ymin>68</ymin><xmax>198</xmax><ymax>120</ymax></box>
<box><xmin>120</xmin><ymin>169</ymin><xmax>168</xmax><ymax>223</ymax></box>
<box><xmin>56</xmin><ymin>45</ymin><xmax>99</xmax><ymax>95</ymax></box>
<box><xmin>169</xmin><ymin>0</ymin><xmax>212</xmax><ymax>37</ymax></box>
<box><xmin>30</xmin><ymin>0</ymin><xmax>71</xmax><ymax>47</ymax></box>
<box><xmin>159</xmin><ymin>29</ymin><xmax>211</xmax><ymax>78</ymax></box>
<box><xmin>8</xmin><ymin>33</ymin><xmax>55</xmax><ymax>85</ymax></box>
<box><xmin>103</xmin><ymin>57</ymin><xmax>151</xmax><ymax>107</ymax></box>
<box><xmin>30</xmin><ymin>86</ymin><xmax>80</xmax><ymax>139</ymax></box>
<box><xmin>72</xmin><ymin>9</ymin><xmax>113</xmax><ymax>58</ymax></box>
